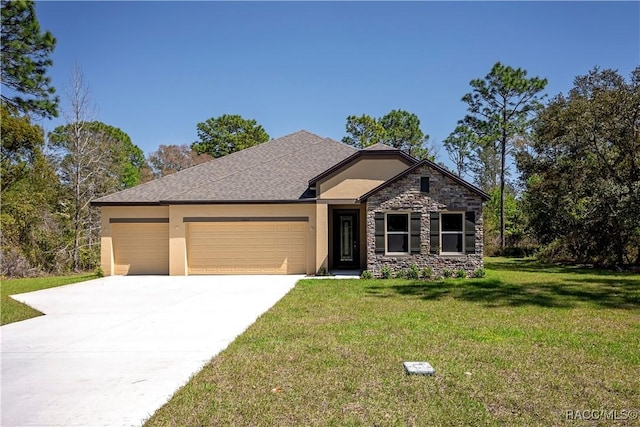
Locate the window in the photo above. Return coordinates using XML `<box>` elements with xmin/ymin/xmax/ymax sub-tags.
<box><xmin>386</xmin><ymin>213</ymin><xmax>409</xmax><ymax>254</ymax></box>
<box><xmin>375</xmin><ymin>212</ymin><xmax>421</xmax><ymax>255</ymax></box>
<box><xmin>441</xmin><ymin>213</ymin><xmax>464</xmax><ymax>254</ymax></box>
<box><xmin>420</xmin><ymin>176</ymin><xmax>430</xmax><ymax>193</ymax></box>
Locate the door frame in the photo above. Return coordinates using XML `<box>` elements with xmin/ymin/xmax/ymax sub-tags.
<box><xmin>331</xmin><ymin>209</ymin><xmax>360</xmax><ymax>270</ymax></box>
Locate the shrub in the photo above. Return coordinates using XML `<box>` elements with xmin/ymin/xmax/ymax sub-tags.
<box><xmin>407</xmin><ymin>264</ymin><xmax>420</xmax><ymax>280</ymax></box>
<box><xmin>442</xmin><ymin>269</ymin><xmax>453</xmax><ymax>278</ymax></box>
<box><xmin>316</xmin><ymin>266</ymin><xmax>328</xmax><ymax>276</ymax></box>
<box><xmin>381</xmin><ymin>265</ymin><xmax>392</xmax><ymax>279</ymax></box>
<box><xmin>360</xmin><ymin>270</ymin><xmax>373</xmax><ymax>279</ymax></box>
<box><xmin>0</xmin><ymin>249</ymin><xmax>41</xmax><ymax>278</ymax></box>
<box><xmin>79</xmin><ymin>246</ymin><xmax>100</xmax><ymax>271</ymax></box>
<box><xmin>472</xmin><ymin>268</ymin><xmax>486</xmax><ymax>278</ymax></box>
<box><xmin>420</xmin><ymin>267</ymin><xmax>433</xmax><ymax>280</ymax></box>
<box><xmin>394</xmin><ymin>269</ymin><xmax>407</xmax><ymax>279</ymax></box>
<box><xmin>455</xmin><ymin>269</ymin><xmax>467</xmax><ymax>278</ymax></box>
<box><xmin>95</xmin><ymin>266</ymin><xmax>104</xmax><ymax>278</ymax></box>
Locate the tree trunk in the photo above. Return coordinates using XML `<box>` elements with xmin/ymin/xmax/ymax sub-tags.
<box><xmin>500</xmin><ymin>110</ymin><xmax>507</xmax><ymax>254</ymax></box>
<box><xmin>500</xmin><ymin>139</ymin><xmax>506</xmax><ymax>253</ymax></box>
<box><xmin>73</xmin><ymin>161</ymin><xmax>80</xmax><ymax>272</ymax></box>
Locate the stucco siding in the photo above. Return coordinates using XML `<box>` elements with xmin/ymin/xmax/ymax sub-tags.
<box><xmin>318</xmin><ymin>157</ymin><xmax>409</xmax><ymax>199</ymax></box>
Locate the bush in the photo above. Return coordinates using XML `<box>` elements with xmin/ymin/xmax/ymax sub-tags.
<box><xmin>442</xmin><ymin>269</ymin><xmax>453</xmax><ymax>278</ymax></box>
<box><xmin>455</xmin><ymin>269</ymin><xmax>467</xmax><ymax>278</ymax></box>
<box><xmin>538</xmin><ymin>239</ymin><xmax>575</xmax><ymax>264</ymax></box>
<box><xmin>472</xmin><ymin>268</ymin><xmax>486</xmax><ymax>278</ymax></box>
<box><xmin>381</xmin><ymin>265</ymin><xmax>392</xmax><ymax>279</ymax></box>
<box><xmin>0</xmin><ymin>248</ymin><xmax>42</xmax><ymax>278</ymax></box>
<box><xmin>360</xmin><ymin>270</ymin><xmax>373</xmax><ymax>279</ymax></box>
<box><xmin>394</xmin><ymin>269</ymin><xmax>407</xmax><ymax>279</ymax></box>
<box><xmin>407</xmin><ymin>264</ymin><xmax>420</xmax><ymax>280</ymax></box>
<box><xmin>316</xmin><ymin>266</ymin><xmax>328</xmax><ymax>276</ymax></box>
<box><xmin>79</xmin><ymin>246</ymin><xmax>100</xmax><ymax>271</ymax></box>
<box><xmin>420</xmin><ymin>267</ymin><xmax>433</xmax><ymax>280</ymax></box>
<box><xmin>95</xmin><ymin>266</ymin><xmax>104</xmax><ymax>278</ymax></box>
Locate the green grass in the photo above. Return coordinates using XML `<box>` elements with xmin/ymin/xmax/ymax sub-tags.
<box><xmin>146</xmin><ymin>257</ymin><xmax>640</xmax><ymax>426</ymax></box>
<box><xmin>1</xmin><ymin>273</ymin><xmax>97</xmax><ymax>325</ymax></box>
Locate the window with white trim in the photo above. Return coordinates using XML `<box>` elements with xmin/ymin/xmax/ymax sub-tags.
<box><xmin>386</xmin><ymin>213</ymin><xmax>409</xmax><ymax>254</ymax></box>
<box><xmin>441</xmin><ymin>212</ymin><xmax>464</xmax><ymax>254</ymax></box>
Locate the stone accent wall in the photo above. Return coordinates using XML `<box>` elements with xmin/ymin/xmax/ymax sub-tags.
<box><xmin>366</xmin><ymin>164</ymin><xmax>484</xmax><ymax>277</ymax></box>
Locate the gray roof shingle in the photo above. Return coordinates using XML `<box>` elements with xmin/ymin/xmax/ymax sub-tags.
<box><xmin>93</xmin><ymin>130</ymin><xmax>358</xmax><ymax>205</ymax></box>
<box><xmin>363</xmin><ymin>143</ymin><xmax>397</xmax><ymax>151</ymax></box>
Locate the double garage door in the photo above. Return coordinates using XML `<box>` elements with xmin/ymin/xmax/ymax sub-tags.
<box><xmin>187</xmin><ymin>221</ymin><xmax>306</xmax><ymax>274</ymax></box>
<box><xmin>112</xmin><ymin>220</ymin><xmax>306</xmax><ymax>275</ymax></box>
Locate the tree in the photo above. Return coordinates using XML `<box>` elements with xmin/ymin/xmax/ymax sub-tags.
<box><xmin>1</xmin><ymin>0</ymin><xmax>58</xmax><ymax>118</ymax></box>
<box><xmin>443</xmin><ymin>124</ymin><xmax>474</xmax><ymax>178</ymax></box>
<box><xmin>342</xmin><ymin>109</ymin><xmax>433</xmax><ymax>159</ymax></box>
<box><xmin>520</xmin><ymin>67</ymin><xmax>640</xmax><ymax>265</ymax></box>
<box><xmin>52</xmin><ymin>121</ymin><xmax>145</xmax><ymax>188</ymax></box>
<box><xmin>482</xmin><ymin>187</ymin><xmax>529</xmax><ymax>256</ymax></box>
<box><xmin>1</xmin><ymin>103</ymin><xmax>43</xmax><ymax>187</ymax></box>
<box><xmin>48</xmin><ymin>67</ymin><xmax>143</xmax><ymax>271</ymax></box>
<box><xmin>460</xmin><ymin>62</ymin><xmax>547</xmax><ymax>252</ymax></box>
<box><xmin>470</xmin><ymin>137</ymin><xmax>501</xmax><ymax>191</ymax></box>
<box><xmin>191</xmin><ymin>114</ymin><xmax>269</xmax><ymax>158</ymax></box>
<box><xmin>379</xmin><ymin>109</ymin><xmax>431</xmax><ymax>158</ymax></box>
<box><xmin>148</xmin><ymin>144</ymin><xmax>213</xmax><ymax>177</ymax></box>
<box><xmin>1</xmin><ymin>104</ymin><xmax>64</xmax><ymax>276</ymax></box>
<box><xmin>342</xmin><ymin>114</ymin><xmax>385</xmax><ymax>148</ymax></box>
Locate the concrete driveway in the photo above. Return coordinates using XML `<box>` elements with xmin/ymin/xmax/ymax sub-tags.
<box><xmin>1</xmin><ymin>275</ymin><xmax>300</xmax><ymax>427</ymax></box>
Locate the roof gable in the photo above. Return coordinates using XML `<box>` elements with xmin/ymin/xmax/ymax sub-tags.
<box><xmin>358</xmin><ymin>159</ymin><xmax>490</xmax><ymax>201</ymax></box>
<box><xmin>308</xmin><ymin>147</ymin><xmax>417</xmax><ymax>187</ymax></box>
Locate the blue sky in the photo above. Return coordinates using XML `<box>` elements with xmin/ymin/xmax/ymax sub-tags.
<box><xmin>35</xmin><ymin>1</ymin><xmax>639</xmax><ymax>163</ymax></box>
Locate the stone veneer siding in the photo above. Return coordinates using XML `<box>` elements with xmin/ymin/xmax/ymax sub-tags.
<box><xmin>366</xmin><ymin>164</ymin><xmax>484</xmax><ymax>278</ymax></box>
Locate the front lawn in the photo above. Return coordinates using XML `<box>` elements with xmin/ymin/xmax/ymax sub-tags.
<box><xmin>146</xmin><ymin>258</ymin><xmax>640</xmax><ymax>426</ymax></box>
<box><xmin>1</xmin><ymin>274</ymin><xmax>97</xmax><ymax>325</ymax></box>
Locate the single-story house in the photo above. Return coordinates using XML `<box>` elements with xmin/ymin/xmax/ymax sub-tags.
<box><xmin>92</xmin><ymin>130</ymin><xmax>489</xmax><ymax>277</ymax></box>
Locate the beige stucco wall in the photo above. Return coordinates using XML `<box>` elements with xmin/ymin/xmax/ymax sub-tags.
<box><xmin>100</xmin><ymin>203</ymin><xmax>323</xmax><ymax>276</ymax></box>
<box><xmin>315</xmin><ymin>203</ymin><xmax>329</xmax><ymax>273</ymax></box>
<box><xmin>318</xmin><ymin>157</ymin><xmax>410</xmax><ymax>199</ymax></box>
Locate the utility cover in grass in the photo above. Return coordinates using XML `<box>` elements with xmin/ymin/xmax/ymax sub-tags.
<box><xmin>403</xmin><ymin>361</ymin><xmax>435</xmax><ymax>376</ymax></box>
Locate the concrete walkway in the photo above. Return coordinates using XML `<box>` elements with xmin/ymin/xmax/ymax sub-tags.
<box><xmin>1</xmin><ymin>275</ymin><xmax>300</xmax><ymax>427</ymax></box>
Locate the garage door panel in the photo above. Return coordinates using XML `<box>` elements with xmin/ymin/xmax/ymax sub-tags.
<box><xmin>113</xmin><ymin>223</ymin><xmax>169</xmax><ymax>275</ymax></box>
<box><xmin>187</xmin><ymin>222</ymin><xmax>307</xmax><ymax>274</ymax></box>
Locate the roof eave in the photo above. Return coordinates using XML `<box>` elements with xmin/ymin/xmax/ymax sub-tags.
<box><xmin>90</xmin><ymin>200</ymin><xmax>163</xmax><ymax>207</ymax></box>
<box><xmin>162</xmin><ymin>199</ymin><xmax>317</xmax><ymax>205</ymax></box>
<box><xmin>92</xmin><ymin>199</ymin><xmax>318</xmax><ymax>206</ymax></box>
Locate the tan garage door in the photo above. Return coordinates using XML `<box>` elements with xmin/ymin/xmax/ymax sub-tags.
<box><xmin>112</xmin><ymin>223</ymin><xmax>169</xmax><ymax>275</ymax></box>
<box><xmin>187</xmin><ymin>221</ymin><xmax>307</xmax><ymax>274</ymax></box>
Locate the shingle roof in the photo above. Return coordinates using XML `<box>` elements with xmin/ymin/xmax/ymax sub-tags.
<box><xmin>363</xmin><ymin>143</ymin><xmax>397</xmax><ymax>151</ymax></box>
<box><xmin>93</xmin><ymin>130</ymin><xmax>358</xmax><ymax>205</ymax></box>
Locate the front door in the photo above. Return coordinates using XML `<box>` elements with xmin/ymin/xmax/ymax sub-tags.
<box><xmin>332</xmin><ymin>210</ymin><xmax>359</xmax><ymax>269</ymax></box>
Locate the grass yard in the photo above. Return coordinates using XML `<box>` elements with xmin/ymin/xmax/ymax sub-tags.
<box><xmin>146</xmin><ymin>258</ymin><xmax>640</xmax><ymax>426</ymax></box>
<box><xmin>1</xmin><ymin>273</ymin><xmax>97</xmax><ymax>325</ymax></box>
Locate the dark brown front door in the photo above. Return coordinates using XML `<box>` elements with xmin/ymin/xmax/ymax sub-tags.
<box><xmin>333</xmin><ymin>210</ymin><xmax>359</xmax><ymax>269</ymax></box>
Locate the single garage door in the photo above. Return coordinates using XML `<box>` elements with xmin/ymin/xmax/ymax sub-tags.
<box><xmin>112</xmin><ymin>222</ymin><xmax>169</xmax><ymax>275</ymax></box>
<box><xmin>187</xmin><ymin>221</ymin><xmax>307</xmax><ymax>274</ymax></box>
